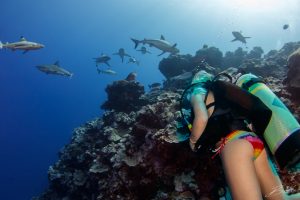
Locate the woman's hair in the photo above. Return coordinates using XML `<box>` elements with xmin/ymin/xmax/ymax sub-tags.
<box><xmin>191</xmin><ymin>70</ymin><xmax>213</xmax><ymax>84</ymax></box>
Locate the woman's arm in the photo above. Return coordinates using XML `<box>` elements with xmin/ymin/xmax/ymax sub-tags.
<box><xmin>189</xmin><ymin>94</ymin><xmax>209</xmax><ymax>151</ymax></box>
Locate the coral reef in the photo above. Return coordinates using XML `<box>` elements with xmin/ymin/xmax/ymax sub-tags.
<box><xmin>222</xmin><ymin>47</ymin><xmax>248</xmax><ymax>68</ymax></box>
<box><xmin>35</xmin><ymin>90</ymin><xmax>225</xmax><ymax>200</ymax></box>
<box><xmin>101</xmin><ymin>80</ymin><xmax>146</xmax><ymax>112</ymax></box>
<box><xmin>194</xmin><ymin>46</ymin><xmax>223</xmax><ymax>68</ymax></box>
<box><xmin>285</xmin><ymin>47</ymin><xmax>300</xmax><ymax>98</ymax></box>
<box><xmin>34</xmin><ymin>42</ymin><xmax>300</xmax><ymax>200</ymax></box>
<box><xmin>246</xmin><ymin>46</ymin><xmax>264</xmax><ymax>59</ymax></box>
<box><xmin>158</xmin><ymin>54</ymin><xmax>194</xmax><ymax>78</ymax></box>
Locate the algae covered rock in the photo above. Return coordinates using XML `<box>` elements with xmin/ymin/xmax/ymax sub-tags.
<box><xmin>101</xmin><ymin>80</ymin><xmax>146</xmax><ymax>112</ymax></box>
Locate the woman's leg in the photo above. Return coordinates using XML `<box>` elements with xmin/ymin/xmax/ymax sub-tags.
<box><xmin>220</xmin><ymin>139</ymin><xmax>262</xmax><ymax>200</ymax></box>
<box><xmin>254</xmin><ymin>149</ymin><xmax>285</xmax><ymax>200</ymax></box>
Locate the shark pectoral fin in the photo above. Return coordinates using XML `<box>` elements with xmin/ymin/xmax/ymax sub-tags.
<box><xmin>158</xmin><ymin>51</ymin><xmax>166</xmax><ymax>56</ymax></box>
<box><xmin>105</xmin><ymin>61</ymin><xmax>111</xmax><ymax>67</ymax></box>
<box><xmin>125</xmin><ymin>53</ymin><xmax>131</xmax><ymax>57</ymax></box>
<box><xmin>160</xmin><ymin>35</ymin><xmax>165</xmax><ymax>40</ymax></box>
<box><xmin>54</xmin><ymin>61</ymin><xmax>60</xmax><ymax>66</ymax></box>
<box><xmin>23</xmin><ymin>50</ymin><xmax>29</xmax><ymax>54</ymax></box>
<box><xmin>131</xmin><ymin>38</ymin><xmax>140</xmax><ymax>49</ymax></box>
<box><xmin>231</xmin><ymin>39</ymin><xmax>238</xmax><ymax>42</ymax></box>
<box><xmin>20</xmin><ymin>36</ymin><xmax>26</xmax><ymax>41</ymax></box>
<box><xmin>245</xmin><ymin>37</ymin><xmax>251</xmax><ymax>39</ymax></box>
<box><xmin>172</xmin><ymin>43</ymin><xmax>177</xmax><ymax>47</ymax></box>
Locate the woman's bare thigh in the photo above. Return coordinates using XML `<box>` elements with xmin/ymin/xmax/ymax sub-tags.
<box><xmin>254</xmin><ymin>150</ymin><xmax>284</xmax><ymax>200</ymax></box>
<box><xmin>220</xmin><ymin>139</ymin><xmax>262</xmax><ymax>200</ymax></box>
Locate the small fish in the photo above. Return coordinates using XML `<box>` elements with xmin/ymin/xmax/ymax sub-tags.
<box><xmin>170</xmin><ymin>71</ymin><xmax>193</xmax><ymax>81</ymax></box>
<box><xmin>127</xmin><ymin>57</ymin><xmax>140</xmax><ymax>66</ymax></box>
<box><xmin>148</xmin><ymin>82</ymin><xmax>161</xmax><ymax>88</ymax></box>
<box><xmin>93</xmin><ymin>53</ymin><xmax>111</xmax><ymax>67</ymax></box>
<box><xmin>97</xmin><ymin>68</ymin><xmax>117</xmax><ymax>75</ymax></box>
<box><xmin>36</xmin><ymin>61</ymin><xmax>73</xmax><ymax>77</ymax></box>
<box><xmin>137</xmin><ymin>46</ymin><xmax>151</xmax><ymax>54</ymax></box>
<box><xmin>231</xmin><ymin>31</ymin><xmax>251</xmax><ymax>44</ymax></box>
<box><xmin>113</xmin><ymin>48</ymin><xmax>131</xmax><ymax>63</ymax></box>
<box><xmin>0</xmin><ymin>36</ymin><xmax>44</xmax><ymax>54</ymax></box>
<box><xmin>283</xmin><ymin>24</ymin><xmax>289</xmax><ymax>30</ymax></box>
<box><xmin>131</xmin><ymin>35</ymin><xmax>179</xmax><ymax>56</ymax></box>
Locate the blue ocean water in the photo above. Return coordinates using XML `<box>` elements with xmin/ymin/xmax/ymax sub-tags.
<box><xmin>0</xmin><ymin>0</ymin><xmax>299</xmax><ymax>199</ymax></box>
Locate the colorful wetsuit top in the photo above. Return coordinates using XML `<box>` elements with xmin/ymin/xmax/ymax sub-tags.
<box><xmin>180</xmin><ymin>83</ymin><xmax>209</xmax><ymax>131</ymax></box>
<box><xmin>185</xmin><ymin>83</ymin><xmax>208</xmax><ymax>104</ymax></box>
<box><xmin>179</xmin><ymin>80</ymin><xmax>271</xmax><ymax>154</ymax></box>
<box><xmin>212</xmin><ymin>130</ymin><xmax>264</xmax><ymax>160</ymax></box>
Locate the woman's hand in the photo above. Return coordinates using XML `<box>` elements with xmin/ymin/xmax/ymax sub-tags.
<box><xmin>189</xmin><ymin>138</ymin><xmax>197</xmax><ymax>152</ymax></box>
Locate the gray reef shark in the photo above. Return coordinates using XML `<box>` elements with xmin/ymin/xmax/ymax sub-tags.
<box><xmin>113</xmin><ymin>48</ymin><xmax>131</xmax><ymax>63</ymax></box>
<box><xmin>97</xmin><ymin>68</ymin><xmax>117</xmax><ymax>75</ymax></box>
<box><xmin>231</xmin><ymin>31</ymin><xmax>251</xmax><ymax>44</ymax></box>
<box><xmin>137</xmin><ymin>46</ymin><xmax>151</xmax><ymax>54</ymax></box>
<box><xmin>127</xmin><ymin>57</ymin><xmax>140</xmax><ymax>66</ymax></box>
<box><xmin>170</xmin><ymin>71</ymin><xmax>193</xmax><ymax>81</ymax></box>
<box><xmin>36</xmin><ymin>61</ymin><xmax>73</xmax><ymax>77</ymax></box>
<box><xmin>131</xmin><ymin>35</ymin><xmax>179</xmax><ymax>56</ymax></box>
<box><xmin>93</xmin><ymin>54</ymin><xmax>111</xmax><ymax>67</ymax></box>
<box><xmin>0</xmin><ymin>36</ymin><xmax>44</xmax><ymax>54</ymax></box>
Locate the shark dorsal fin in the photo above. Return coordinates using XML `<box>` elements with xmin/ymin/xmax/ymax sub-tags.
<box><xmin>160</xmin><ymin>35</ymin><xmax>165</xmax><ymax>40</ymax></box>
<box><xmin>54</xmin><ymin>61</ymin><xmax>60</xmax><ymax>66</ymax></box>
<box><xmin>20</xmin><ymin>36</ymin><xmax>26</xmax><ymax>41</ymax></box>
<box><xmin>172</xmin><ymin>43</ymin><xmax>177</xmax><ymax>48</ymax></box>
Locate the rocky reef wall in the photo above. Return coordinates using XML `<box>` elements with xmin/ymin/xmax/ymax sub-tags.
<box><xmin>34</xmin><ymin>42</ymin><xmax>300</xmax><ymax>200</ymax></box>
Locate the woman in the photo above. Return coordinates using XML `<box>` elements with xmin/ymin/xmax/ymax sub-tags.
<box><xmin>187</xmin><ymin>70</ymin><xmax>284</xmax><ymax>200</ymax></box>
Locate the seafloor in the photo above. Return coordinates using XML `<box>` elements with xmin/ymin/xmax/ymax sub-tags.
<box><xmin>34</xmin><ymin>42</ymin><xmax>300</xmax><ymax>200</ymax></box>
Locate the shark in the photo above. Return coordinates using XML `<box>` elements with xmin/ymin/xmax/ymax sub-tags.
<box><xmin>137</xmin><ymin>46</ymin><xmax>151</xmax><ymax>54</ymax></box>
<box><xmin>36</xmin><ymin>61</ymin><xmax>73</xmax><ymax>77</ymax></box>
<box><xmin>93</xmin><ymin>54</ymin><xmax>111</xmax><ymax>67</ymax></box>
<box><xmin>231</xmin><ymin>31</ymin><xmax>251</xmax><ymax>44</ymax></box>
<box><xmin>170</xmin><ymin>71</ymin><xmax>193</xmax><ymax>81</ymax></box>
<box><xmin>0</xmin><ymin>36</ymin><xmax>44</xmax><ymax>54</ymax></box>
<box><xmin>131</xmin><ymin>35</ymin><xmax>179</xmax><ymax>56</ymax></box>
<box><xmin>127</xmin><ymin>57</ymin><xmax>140</xmax><ymax>66</ymax></box>
<box><xmin>113</xmin><ymin>48</ymin><xmax>131</xmax><ymax>63</ymax></box>
<box><xmin>97</xmin><ymin>68</ymin><xmax>117</xmax><ymax>75</ymax></box>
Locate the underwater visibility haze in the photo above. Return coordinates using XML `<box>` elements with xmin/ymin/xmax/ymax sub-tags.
<box><xmin>0</xmin><ymin>0</ymin><xmax>300</xmax><ymax>199</ymax></box>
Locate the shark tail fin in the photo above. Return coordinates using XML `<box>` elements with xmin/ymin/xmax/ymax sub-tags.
<box><xmin>158</xmin><ymin>51</ymin><xmax>166</xmax><ymax>56</ymax></box>
<box><xmin>0</xmin><ymin>41</ymin><xmax>2</xmax><ymax>49</ymax></box>
<box><xmin>131</xmin><ymin>38</ymin><xmax>140</xmax><ymax>49</ymax></box>
<box><xmin>105</xmin><ymin>61</ymin><xmax>111</xmax><ymax>67</ymax></box>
